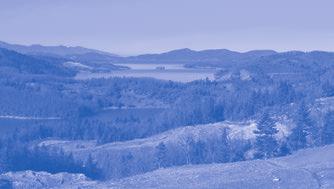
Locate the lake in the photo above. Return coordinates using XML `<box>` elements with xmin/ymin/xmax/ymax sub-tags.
<box><xmin>75</xmin><ymin>63</ymin><xmax>217</xmax><ymax>82</ymax></box>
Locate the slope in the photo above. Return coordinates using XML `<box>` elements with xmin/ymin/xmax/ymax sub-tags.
<box><xmin>2</xmin><ymin>144</ymin><xmax>334</xmax><ymax>189</ymax></box>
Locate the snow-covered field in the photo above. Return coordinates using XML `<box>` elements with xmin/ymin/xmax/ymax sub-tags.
<box><xmin>105</xmin><ymin>144</ymin><xmax>334</xmax><ymax>189</ymax></box>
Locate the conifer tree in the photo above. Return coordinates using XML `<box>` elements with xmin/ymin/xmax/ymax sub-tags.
<box><xmin>253</xmin><ymin>112</ymin><xmax>279</xmax><ymax>159</ymax></box>
<box><xmin>216</xmin><ymin>128</ymin><xmax>231</xmax><ymax>163</ymax></box>
<box><xmin>321</xmin><ymin>112</ymin><xmax>334</xmax><ymax>145</ymax></box>
<box><xmin>289</xmin><ymin>102</ymin><xmax>318</xmax><ymax>150</ymax></box>
<box><xmin>155</xmin><ymin>142</ymin><xmax>168</xmax><ymax>168</ymax></box>
<box><xmin>84</xmin><ymin>154</ymin><xmax>101</xmax><ymax>179</ymax></box>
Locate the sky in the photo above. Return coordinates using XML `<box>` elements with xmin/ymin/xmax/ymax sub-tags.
<box><xmin>1</xmin><ymin>0</ymin><xmax>334</xmax><ymax>55</ymax></box>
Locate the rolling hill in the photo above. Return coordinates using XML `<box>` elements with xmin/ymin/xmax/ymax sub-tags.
<box><xmin>2</xmin><ymin>144</ymin><xmax>334</xmax><ymax>189</ymax></box>
<box><xmin>0</xmin><ymin>47</ymin><xmax>75</xmax><ymax>76</ymax></box>
<box><xmin>0</xmin><ymin>41</ymin><xmax>121</xmax><ymax>68</ymax></box>
<box><xmin>33</xmin><ymin>119</ymin><xmax>291</xmax><ymax>179</ymax></box>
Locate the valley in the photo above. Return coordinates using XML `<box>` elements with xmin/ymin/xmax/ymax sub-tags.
<box><xmin>1</xmin><ymin>41</ymin><xmax>334</xmax><ymax>188</ymax></box>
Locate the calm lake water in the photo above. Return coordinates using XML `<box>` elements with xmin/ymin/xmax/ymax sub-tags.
<box><xmin>75</xmin><ymin>63</ymin><xmax>217</xmax><ymax>82</ymax></box>
<box><xmin>114</xmin><ymin>63</ymin><xmax>185</xmax><ymax>70</ymax></box>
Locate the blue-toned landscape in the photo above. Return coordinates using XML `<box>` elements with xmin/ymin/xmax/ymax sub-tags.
<box><xmin>1</xmin><ymin>0</ymin><xmax>334</xmax><ymax>188</ymax></box>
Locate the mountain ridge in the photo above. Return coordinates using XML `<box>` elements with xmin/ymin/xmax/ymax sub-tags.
<box><xmin>0</xmin><ymin>41</ymin><xmax>118</xmax><ymax>57</ymax></box>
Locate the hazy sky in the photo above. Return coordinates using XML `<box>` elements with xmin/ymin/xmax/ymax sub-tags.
<box><xmin>1</xmin><ymin>0</ymin><xmax>334</xmax><ymax>55</ymax></box>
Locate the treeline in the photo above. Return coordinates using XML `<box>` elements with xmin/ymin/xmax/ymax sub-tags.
<box><xmin>3</xmin><ymin>143</ymin><xmax>102</xmax><ymax>180</ymax></box>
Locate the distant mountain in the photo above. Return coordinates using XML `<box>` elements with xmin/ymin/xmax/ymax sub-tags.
<box><xmin>118</xmin><ymin>49</ymin><xmax>334</xmax><ymax>77</ymax></box>
<box><xmin>118</xmin><ymin>48</ymin><xmax>278</xmax><ymax>64</ymax></box>
<box><xmin>0</xmin><ymin>48</ymin><xmax>75</xmax><ymax>76</ymax></box>
<box><xmin>0</xmin><ymin>41</ymin><xmax>129</xmax><ymax>72</ymax></box>
<box><xmin>0</xmin><ymin>41</ymin><xmax>118</xmax><ymax>57</ymax></box>
<box><xmin>0</xmin><ymin>41</ymin><xmax>121</xmax><ymax>67</ymax></box>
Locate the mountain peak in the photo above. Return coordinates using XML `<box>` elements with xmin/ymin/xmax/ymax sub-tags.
<box><xmin>164</xmin><ymin>48</ymin><xmax>196</xmax><ymax>54</ymax></box>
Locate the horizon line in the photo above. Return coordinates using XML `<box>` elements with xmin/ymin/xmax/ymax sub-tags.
<box><xmin>1</xmin><ymin>40</ymin><xmax>334</xmax><ymax>56</ymax></box>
